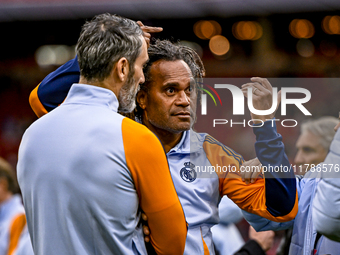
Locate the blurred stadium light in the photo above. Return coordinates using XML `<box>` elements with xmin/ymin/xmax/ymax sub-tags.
<box><xmin>0</xmin><ymin>0</ymin><xmax>340</xmax><ymax>21</ymax></box>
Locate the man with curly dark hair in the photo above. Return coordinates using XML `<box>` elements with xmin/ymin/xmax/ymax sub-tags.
<box><xmin>29</xmin><ymin>37</ymin><xmax>298</xmax><ymax>254</ymax></box>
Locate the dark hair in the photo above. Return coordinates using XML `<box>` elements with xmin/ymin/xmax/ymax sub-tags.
<box><xmin>144</xmin><ymin>40</ymin><xmax>205</xmax><ymax>85</ymax></box>
<box><xmin>133</xmin><ymin>39</ymin><xmax>205</xmax><ymax>121</ymax></box>
<box><xmin>76</xmin><ymin>13</ymin><xmax>143</xmax><ymax>82</ymax></box>
<box><xmin>0</xmin><ymin>157</ymin><xmax>19</xmax><ymax>194</ymax></box>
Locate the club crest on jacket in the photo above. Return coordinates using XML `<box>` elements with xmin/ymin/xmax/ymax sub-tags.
<box><xmin>180</xmin><ymin>162</ymin><xmax>197</xmax><ymax>182</ymax></box>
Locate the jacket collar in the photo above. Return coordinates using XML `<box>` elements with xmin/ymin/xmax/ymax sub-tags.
<box><xmin>64</xmin><ymin>84</ymin><xmax>119</xmax><ymax>113</ymax></box>
<box><xmin>167</xmin><ymin>129</ymin><xmax>204</xmax><ymax>155</ymax></box>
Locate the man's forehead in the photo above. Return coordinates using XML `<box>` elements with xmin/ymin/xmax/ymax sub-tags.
<box><xmin>296</xmin><ymin>131</ymin><xmax>321</xmax><ymax>147</ymax></box>
<box><xmin>151</xmin><ymin>59</ymin><xmax>193</xmax><ymax>80</ymax></box>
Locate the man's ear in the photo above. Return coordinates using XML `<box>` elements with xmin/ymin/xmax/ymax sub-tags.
<box><xmin>115</xmin><ymin>57</ymin><xmax>129</xmax><ymax>82</ymax></box>
<box><xmin>137</xmin><ymin>90</ymin><xmax>147</xmax><ymax>110</ymax></box>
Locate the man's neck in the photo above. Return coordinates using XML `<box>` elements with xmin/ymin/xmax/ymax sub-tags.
<box><xmin>159</xmin><ymin>131</ymin><xmax>184</xmax><ymax>154</ymax></box>
<box><xmin>143</xmin><ymin>123</ymin><xmax>184</xmax><ymax>154</ymax></box>
<box><xmin>79</xmin><ymin>77</ymin><xmax>120</xmax><ymax>97</ymax></box>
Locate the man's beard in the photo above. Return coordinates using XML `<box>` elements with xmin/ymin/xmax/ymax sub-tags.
<box><xmin>118</xmin><ymin>75</ymin><xmax>138</xmax><ymax>113</ymax></box>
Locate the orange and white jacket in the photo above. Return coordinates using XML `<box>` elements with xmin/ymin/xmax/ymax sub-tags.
<box><xmin>18</xmin><ymin>84</ymin><xmax>187</xmax><ymax>255</ymax></box>
<box><xmin>166</xmin><ymin>127</ymin><xmax>298</xmax><ymax>254</ymax></box>
<box><xmin>0</xmin><ymin>195</ymin><xmax>26</xmax><ymax>255</ymax></box>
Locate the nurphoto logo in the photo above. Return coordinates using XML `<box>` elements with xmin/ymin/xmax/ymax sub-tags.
<box><xmin>199</xmin><ymin>81</ymin><xmax>312</xmax><ymax>128</ymax></box>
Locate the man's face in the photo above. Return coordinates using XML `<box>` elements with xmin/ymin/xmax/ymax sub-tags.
<box><xmin>294</xmin><ymin>131</ymin><xmax>328</xmax><ymax>175</ymax></box>
<box><xmin>118</xmin><ymin>36</ymin><xmax>148</xmax><ymax>113</ymax></box>
<box><xmin>138</xmin><ymin>60</ymin><xmax>197</xmax><ymax>134</ymax></box>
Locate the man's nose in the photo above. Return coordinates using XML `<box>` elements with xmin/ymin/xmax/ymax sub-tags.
<box><xmin>175</xmin><ymin>91</ymin><xmax>190</xmax><ymax>106</ymax></box>
<box><xmin>294</xmin><ymin>150</ymin><xmax>304</xmax><ymax>165</ymax></box>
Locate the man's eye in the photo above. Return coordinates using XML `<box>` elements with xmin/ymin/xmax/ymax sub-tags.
<box><xmin>166</xmin><ymin>88</ymin><xmax>175</xmax><ymax>93</ymax></box>
<box><xmin>302</xmin><ymin>147</ymin><xmax>313</xmax><ymax>153</ymax></box>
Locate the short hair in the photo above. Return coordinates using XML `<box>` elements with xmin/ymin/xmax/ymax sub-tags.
<box><xmin>76</xmin><ymin>13</ymin><xmax>143</xmax><ymax>82</ymax></box>
<box><xmin>0</xmin><ymin>157</ymin><xmax>18</xmax><ymax>194</ymax></box>
<box><xmin>133</xmin><ymin>39</ymin><xmax>205</xmax><ymax>121</ymax></box>
<box><xmin>300</xmin><ymin>116</ymin><xmax>339</xmax><ymax>151</ymax></box>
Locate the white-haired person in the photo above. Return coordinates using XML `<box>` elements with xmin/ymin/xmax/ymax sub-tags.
<box><xmin>242</xmin><ymin>113</ymin><xmax>340</xmax><ymax>255</ymax></box>
<box><xmin>313</xmin><ymin>113</ymin><xmax>340</xmax><ymax>243</ymax></box>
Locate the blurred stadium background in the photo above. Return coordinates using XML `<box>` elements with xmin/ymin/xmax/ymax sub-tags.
<box><xmin>1</xmin><ymin>0</ymin><xmax>340</xmax><ymax>180</ymax></box>
<box><xmin>1</xmin><ymin>1</ymin><xmax>340</xmax><ymax>253</ymax></box>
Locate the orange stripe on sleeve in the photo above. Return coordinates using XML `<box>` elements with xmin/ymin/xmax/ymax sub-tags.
<box><xmin>203</xmin><ymin>140</ymin><xmax>298</xmax><ymax>222</ymax></box>
<box><xmin>29</xmin><ymin>83</ymin><xmax>48</xmax><ymax>118</ymax></box>
<box><xmin>7</xmin><ymin>214</ymin><xmax>27</xmax><ymax>255</ymax></box>
<box><xmin>122</xmin><ymin>118</ymin><xmax>187</xmax><ymax>255</ymax></box>
<box><xmin>201</xmin><ymin>233</ymin><xmax>209</xmax><ymax>255</ymax></box>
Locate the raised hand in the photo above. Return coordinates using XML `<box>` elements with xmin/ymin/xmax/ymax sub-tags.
<box><xmin>241</xmin><ymin>77</ymin><xmax>281</xmax><ymax>123</ymax></box>
<box><xmin>137</xmin><ymin>21</ymin><xmax>163</xmax><ymax>48</ymax></box>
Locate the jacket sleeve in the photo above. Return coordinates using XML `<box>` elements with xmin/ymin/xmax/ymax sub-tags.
<box><xmin>29</xmin><ymin>56</ymin><xmax>80</xmax><ymax>118</ymax></box>
<box><xmin>253</xmin><ymin>120</ymin><xmax>297</xmax><ymax>217</ymax></box>
<box><xmin>240</xmin><ymin>175</ymin><xmax>304</xmax><ymax>231</ymax></box>
<box><xmin>122</xmin><ymin>118</ymin><xmax>187</xmax><ymax>255</ymax></box>
<box><xmin>241</xmin><ymin>210</ymin><xmax>294</xmax><ymax>232</ymax></box>
<box><xmin>204</xmin><ymin>120</ymin><xmax>298</xmax><ymax>222</ymax></box>
<box><xmin>313</xmin><ymin>131</ymin><xmax>340</xmax><ymax>242</ymax></box>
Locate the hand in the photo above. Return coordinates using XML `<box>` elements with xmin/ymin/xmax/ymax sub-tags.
<box><xmin>141</xmin><ymin>212</ymin><xmax>151</xmax><ymax>242</ymax></box>
<box><xmin>241</xmin><ymin>158</ymin><xmax>262</xmax><ymax>184</ymax></box>
<box><xmin>249</xmin><ymin>226</ymin><xmax>275</xmax><ymax>252</ymax></box>
<box><xmin>137</xmin><ymin>21</ymin><xmax>163</xmax><ymax>48</ymax></box>
<box><xmin>241</xmin><ymin>77</ymin><xmax>281</xmax><ymax>123</ymax></box>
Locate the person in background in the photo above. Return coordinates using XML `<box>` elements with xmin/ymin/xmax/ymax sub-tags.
<box><xmin>12</xmin><ymin>227</ymin><xmax>34</xmax><ymax>255</ymax></box>
<box><xmin>275</xmin><ymin>116</ymin><xmax>339</xmax><ymax>255</ymax></box>
<box><xmin>313</xmin><ymin>113</ymin><xmax>340</xmax><ymax>243</ymax></box>
<box><xmin>0</xmin><ymin>157</ymin><xmax>26</xmax><ymax>255</ymax></box>
<box><xmin>294</xmin><ymin>116</ymin><xmax>339</xmax><ymax>175</ymax></box>
<box><xmin>241</xmin><ymin>104</ymin><xmax>340</xmax><ymax>254</ymax></box>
